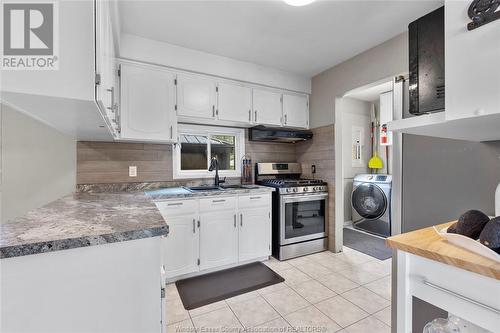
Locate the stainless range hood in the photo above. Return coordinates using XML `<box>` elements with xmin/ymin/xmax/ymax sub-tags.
<box><xmin>249</xmin><ymin>126</ymin><xmax>313</xmax><ymax>143</ymax></box>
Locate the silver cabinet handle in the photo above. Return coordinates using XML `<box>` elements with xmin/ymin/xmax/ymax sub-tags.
<box><xmin>170</xmin><ymin>126</ymin><xmax>173</xmax><ymax>139</ymax></box>
<box><xmin>423</xmin><ymin>279</ymin><xmax>500</xmax><ymax>314</ymax></box>
<box><xmin>212</xmin><ymin>199</ymin><xmax>226</xmax><ymax>203</ymax></box>
<box><xmin>167</xmin><ymin>202</ymin><xmax>183</xmax><ymax>206</ymax></box>
<box><xmin>106</xmin><ymin>87</ymin><xmax>115</xmax><ymax>111</ymax></box>
<box><xmin>250</xmin><ymin>196</ymin><xmax>261</xmax><ymax>200</ymax></box>
<box><xmin>234</xmin><ymin>214</ymin><xmax>236</xmax><ymax>228</ymax></box>
<box><xmin>255</xmin><ymin>110</ymin><xmax>257</xmax><ymax>122</ymax></box>
<box><xmin>197</xmin><ymin>220</ymin><xmax>200</xmax><ymax>228</ymax></box>
<box><xmin>284</xmin><ymin>114</ymin><xmax>287</xmax><ymax>125</ymax></box>
<box><xmin>192</xmin><ymin>219</ymin><xmax>196</xmax><ymax>233</ymax></box>
<box><xmin>248</xmin><ymin>109</ymin><xmax>251</xmax><ymax>122</ymax></box>
<box><xmin>212</xmin><ymin>105</ymin><xmax>215</xmax><ymax>118</ymax></box>
<box><xmin>240</xmin><ymin>213</ymin><xmax>243</xmax><ymax>227</ymax></box>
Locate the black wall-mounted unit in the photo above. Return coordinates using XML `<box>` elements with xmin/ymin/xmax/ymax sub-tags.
<box><xmin>408</xmin><ymin>6</ymin><xmax>445</xmax><ymax>116</ymax></box>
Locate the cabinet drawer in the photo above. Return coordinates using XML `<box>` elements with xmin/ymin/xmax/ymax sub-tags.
<box><xmin>408</xmin><ymin>254</ymin><xmax>500</xmax><ymax>332</ymax></box>
<box><xmin>155</xmin><ymin>199</ymin><xmax>198</xmax><ymax>217</ymax></box>
<box><xmin>199</xmin><ymin>196</ymin><xmax>236</xmax><ymax>212</ymax></box>
<box><xmin>238</xmin><ymin>194</ymin><xmax>270</xmax><ymax>209</ymax></box>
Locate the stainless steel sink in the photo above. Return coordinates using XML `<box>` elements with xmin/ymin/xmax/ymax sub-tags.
<box><xmin>220</xmin><ymin>184</ymin><xmax>260</xmax><ymax>189</ymax></box>
<box><xmin>184</xmin><ymin>186</ymin><xmax>223</xmax><ymax>192</ymax></box>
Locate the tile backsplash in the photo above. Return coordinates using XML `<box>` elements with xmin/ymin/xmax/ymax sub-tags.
<box><xmin>77</xmin><ymin>130</ymin><xmax>297</xmax><ymax>186</ymax></box>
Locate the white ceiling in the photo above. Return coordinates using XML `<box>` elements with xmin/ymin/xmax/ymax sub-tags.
<box><xmin>119</xmin><ymin>0</ymin><xmax>443</xmax><ymax>77</ymax></box>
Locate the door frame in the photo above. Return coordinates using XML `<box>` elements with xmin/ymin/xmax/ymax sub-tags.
<box><xmin>334</xmin><ymin>76</ymin><xmax>404</xmax><ymax>252</ymax></box>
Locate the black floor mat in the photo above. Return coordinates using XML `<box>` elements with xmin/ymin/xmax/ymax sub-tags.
<box><xmin>343</xmin><ymin>228</ymin><xmax>392</xmax><ymax>260</ymax></box>
<box><xmin>175</xmin><ymin>262</ymin><xmax>284</xmax><ymax>310</ymax></box>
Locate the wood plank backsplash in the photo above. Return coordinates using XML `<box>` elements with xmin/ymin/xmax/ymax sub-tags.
<box><xmin>77</xmin><ymin>130</ymin><xmax>297</xmax><ymax>185</ymax></box>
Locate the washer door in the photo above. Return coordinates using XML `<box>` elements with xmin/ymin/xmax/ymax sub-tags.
<box><xmin>351</xmin><ymin>183</ymin><xmax>387</xmax><ymax>219</ymax></box>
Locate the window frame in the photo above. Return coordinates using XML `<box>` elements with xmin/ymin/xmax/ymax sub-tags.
<box><xmin>172</xmin><ymin>124</ymin><xmax>245</xmax><ymax>180</ymax></box>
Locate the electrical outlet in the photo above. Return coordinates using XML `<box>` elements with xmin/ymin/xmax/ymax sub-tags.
<box><xmin>129</xmin><ymin>166</ymin><xmax>137</xmax><ymax>177</ymax></box>
<box><xmin>311</xmin><ymin>165</ymin><xmax>316</xmax><ymax>174</ymax></box>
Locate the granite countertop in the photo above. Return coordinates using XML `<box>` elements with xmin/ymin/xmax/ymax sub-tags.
<box><xmin>0</xmin><ymin>192</ymin><xmax>168</xmax><ymax>259</ymax></box>
<box><xmin>145</xmin><ymin>185</ymin><xmax>275</xmax><ymax>201</ymax></box>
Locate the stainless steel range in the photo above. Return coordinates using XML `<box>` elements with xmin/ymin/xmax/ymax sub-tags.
<box><xmin>256</xmin><ymin>163</ymin><xmax>328</xmax><ymax>260</ymax></box>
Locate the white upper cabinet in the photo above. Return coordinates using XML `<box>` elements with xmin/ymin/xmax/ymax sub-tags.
<box><xmin>445</xmin><ymin>1</ymin><xmax>500</xmax><ymax>120</ymax></box>
<box><xmin>177</xmin><ymin>74</ymin><xmax>217</xmax><ymax>120</ymax></box>
<box><xmin>252</xmin><ymin>89</ymin><xmax>283</xmax><ymax>127</ymax></box>
<box><xmin>388</xmin><ymin>2</ymin><xmax>500</xmax><ymax>142</ymax></box>
<box><xmin>95</xmin><ymin>0</ymin><xmax>119</xmax><ymax>134</ymax></box>
<box><xmin>283</xmin><ymin>94</ymin><xmax>309</xmax><ymax>129</ymax></box>
<box><xmin>217</xmin><ymin>83</ymin><xmax>253</xmax><ymax>124</ymax></box>
<box><xmin>119</xmin><ymin>63</ymin><xmax>177</xmax><ymax>142</ymax></box>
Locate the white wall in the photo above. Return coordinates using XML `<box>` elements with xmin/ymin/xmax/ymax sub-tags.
<box><xmin>1</xmin><ymin>104</ymin><xmax>76</xmax><ymax>223</ymax></box>
<box><xmin>310</xmin><ymin>32</ymin><xmax>408</xmax><ymax>128</ymax></box>
<box><xmin>340</xmin><ymin>98</ymin><xmax>372</xmax><ymax>222</ymax></box>
<box><xmin>119</xmin><ymin>33</ymin><xmax>311</xmax><ymax>94</ymax></box>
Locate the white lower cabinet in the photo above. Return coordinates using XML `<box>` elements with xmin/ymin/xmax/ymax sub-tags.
<box><xmin>162</xmin><ymin>215</ymin><xmax>199</xmax><ymax>279</ymax></box>
<box><xmin>238</xmin><ymin>208</ymin><xmax>271</xmax><ymax>262</ymax></box>
<box><xmin>199</xmin><ymin>211</ymin><xmax>238</xmax><ymax>271</ymax></box>
<box><xmin>156</xmin><ymin>192</ymin><xmax>272</xmax><ymax>280</ymax></box>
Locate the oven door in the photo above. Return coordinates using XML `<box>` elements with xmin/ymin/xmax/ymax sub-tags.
<box><xmin>279</xmin><ymin>193</ymin><xmax>328</xmax><ymax>245</ymax></box>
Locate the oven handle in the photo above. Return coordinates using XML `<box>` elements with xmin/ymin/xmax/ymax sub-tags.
<box><xmin>281</xmin><ymin>193</ymin><xmax>328</xmax><ymax>202</ymax></box>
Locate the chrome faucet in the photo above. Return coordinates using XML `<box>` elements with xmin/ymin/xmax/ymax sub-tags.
<box><xmin>208</xmin><ymin>157</ymin><xmax>225</xmax><ymax>187</ymax></box>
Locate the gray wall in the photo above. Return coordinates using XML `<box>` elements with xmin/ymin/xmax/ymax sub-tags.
<box><xmin>310</xmin><ymin>32</ymin><xmax>408</xmax><ymax>128</ymax></box>
<box><xmin>1</xmin><ymin>104</ymin><xmax>76</xmax><ymax>223</ymax></box>
<box><xmin>402</xmin><ymin>135</ymin><xmax>500</xmax><ymax>232</ymax></box>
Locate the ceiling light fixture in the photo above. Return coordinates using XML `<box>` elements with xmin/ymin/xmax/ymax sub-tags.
<box><xmin>283</xmin><ymin>0</ymin><xmax>316</xmax><ymax>6</ymax></box>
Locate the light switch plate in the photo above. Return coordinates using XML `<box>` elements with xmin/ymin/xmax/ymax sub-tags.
<box><xmin>129</xmin><ymin>166</ymin><xmax>137</xmax><ymax>177</ymax></box>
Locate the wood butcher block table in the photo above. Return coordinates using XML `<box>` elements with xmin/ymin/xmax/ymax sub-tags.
<box><xmin>385</xmin><ymin>221</ymin><xmax>500</xmax><ymax>333</ymax></box>
<box><xmin>386</xmin><ymin>221</ymin><xmax>500</xmax><ymax>280</ymax></box>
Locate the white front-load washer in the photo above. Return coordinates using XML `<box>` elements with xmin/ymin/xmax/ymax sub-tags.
<box><xmin>351</xmin><ymin>174</ymin><xmax>392</xmax><ymax>237</ymax></box>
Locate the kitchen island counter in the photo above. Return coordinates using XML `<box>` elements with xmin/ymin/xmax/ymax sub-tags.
<box><xmin>387</xmin><ymin>222</ymin><xmax>500</xmax><ymax>332</ymax></box>
<box><xmin>0</xmin><ymin>192</ymin><xmax>168</xmax><ymax>259</ymax></box>
<box><xmin>386</xmin><ymin>221</ymin><xmax>500</xmax><ymax>280</ymax></box>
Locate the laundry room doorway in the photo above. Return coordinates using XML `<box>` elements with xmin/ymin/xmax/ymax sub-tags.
<box><xmin>334</xmin><ymin>77</ymin><xmax>404</xmax><ymax>257</ymax></box>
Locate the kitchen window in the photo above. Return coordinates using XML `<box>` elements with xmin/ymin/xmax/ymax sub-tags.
<box><xmin>173</xmin><ymin>125</ymin><xmax>245</xmax><ymax>179</ymax></box>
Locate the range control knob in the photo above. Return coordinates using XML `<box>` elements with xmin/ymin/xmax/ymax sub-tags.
<box><xmin>303</xmin><ymin>187</ymin><xmax>309</xmax><ymax>192</ymax></box>
<box><xmin>285</xmin><ymin>188</ymin><xmax>291</xmax><ymax>193</ymax></box>
<box><xmin>292</xmin><ymin>188</ymin><xmax>298</xmax><ymax>193</ymax></box>
<box><xmin>313</xmin><ymin>187</ymin><xmax>317</xmax><ymax>191</ymax></box>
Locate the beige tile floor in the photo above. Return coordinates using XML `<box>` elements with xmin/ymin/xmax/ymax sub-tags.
<box><xmin>166</xmin><ymin>246</ymin><xmax>392</xmax><ymax>333</ymax></box>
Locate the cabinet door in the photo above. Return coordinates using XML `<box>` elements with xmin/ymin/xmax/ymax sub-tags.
<box><xmin>217</xmin><ymin>83</ymin><xmax>252</xmax><ymax>124</ymax></box>
<box><xmin>177</xmin><ymin>74</ymin><xmax>217</xmax><ymax>120</ymax></box>
<box><xmin>238</xmin><ymin>208</ymin><xmax>271</xmax><ymax>262</ymax></box>
<box><xmin>120</xmin><ymin>64</ymin><xmax>177</xmax><ymax>142</ymax></box>
<box><xmin>95</xmin><ymin>0</ymin><xmax>118</xmax><ymax>132</ymax></box>
<box><xmin>253</xmin><ymin>89</ymin><xmax>282</xmax><ymax>126</ymax></box>
<box><xmin>199</xmin><ymin>211</ymin><xmax>238</xmax><ymax>271</ymax></box>
<box><xmin>163</xmin><ymin>215</ymin><xmax>199</xmax><ymax>279</ymax></box>
<box><xmin>283</xmin><ymin>94</ymin><xmax>309</xmax><ymax>129</ymax></box>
